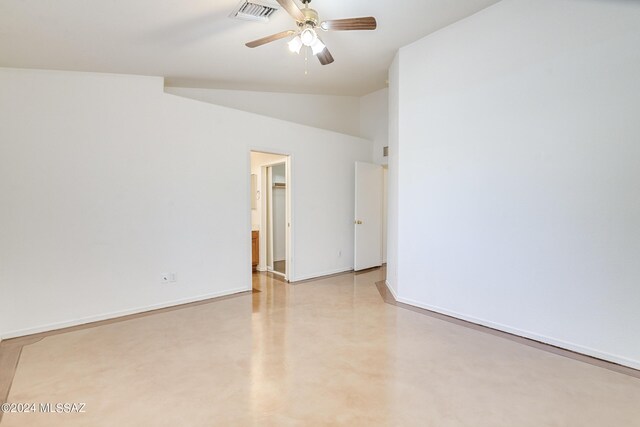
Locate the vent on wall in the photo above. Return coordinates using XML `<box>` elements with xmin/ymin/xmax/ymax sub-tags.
<box><xmin>383</xmin><ymin>146</ymin><xmax>389</xmax><ymax>157</ymax></box>
<box><xmin>230</xmin><ymin>0</ymin><xmax>280</xmax><ymax>22</ymax></box>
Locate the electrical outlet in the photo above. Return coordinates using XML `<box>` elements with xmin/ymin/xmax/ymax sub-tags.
<box><xmin>338</xmin><ymin>250</ymin><xmax>342</xmax><ymax>257</ymax></box>
<box><xmin>169</xmin><ymin>273</ymin><xmax>177</xmax><ymax>283</ymax></box>
<box><xmin>161</xmin><ymin>273</ymin><xmax>170</xmax><ymax>283</ymax></box>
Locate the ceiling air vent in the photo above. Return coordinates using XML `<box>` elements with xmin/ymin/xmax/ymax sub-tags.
<box><xmin>230</xmin><ymin>0</ymin><xmax>280</xmax><ymax>22</ymax></box>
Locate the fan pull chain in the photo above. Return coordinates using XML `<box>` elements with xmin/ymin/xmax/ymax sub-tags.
<box><xmin>304</xmin><ymin>47</ymin><xmax>309</xmax><ymax>75</ymax></box>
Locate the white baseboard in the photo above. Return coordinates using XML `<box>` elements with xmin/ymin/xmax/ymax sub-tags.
<box><xmin>396</xmin><ymin>296</ymin><xmax>640</xmax><ymax>371</ymax></box>
<box><xmin>1</xmin><ymin>287</ymin><xmax>249</xmax><ymax>340</ymax></box>
<box><xmin>292</xmin><ymin>267</ymin><xmax>353</xmax><ymax>282</ymax></box>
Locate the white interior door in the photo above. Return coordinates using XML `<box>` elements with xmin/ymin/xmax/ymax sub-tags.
<box><xmin>354</xmin><ymin>161</ymin><xmax>383</xmax><ymax>271</ymax></box>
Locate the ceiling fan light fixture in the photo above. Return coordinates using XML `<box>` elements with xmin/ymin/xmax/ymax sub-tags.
<box><xmin>300</xmin><ymin>28</ymin><xmax>317</xmax><ymax>46</ymax></box>
<box><xmin>288</xmin><ymin>35</ymin><xmax>303</xmax><ymax>53</ymax></box>
<box><xmin>310</xmin><ymin>38</ymin><xmax>325</xmax><ymax>55</ymax></box>
<box><xmin>244</xmin><ymin>0</ymin><xmax>377</xmax><ymax>66</ymax></box>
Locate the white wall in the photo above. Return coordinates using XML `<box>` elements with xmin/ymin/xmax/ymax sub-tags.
<box><xmin>0</xmin><ymin>68</ymin><xmax>371</xmax><ymax>338</ymax></box>
<box><xmin>190</xmin><ymin>86</ymin><xmax>390</xmax><ymax>269</ymax></box>
<box><xmin>359</xmin><ymin>88</ymin><xmax>389</xmax><ymax>166</ymax></box>
<box><xmin>165</xmin><ymin>87</ymin><xmax>361</xmax><ymax>137</ymax></box>
<box><xmin>359</xmin><ymin>88</ymin><xmax>390</xmax><ymax>265</ymax></box>
<box><xmin>385</xmin><ymin>53</ymin><xmax>400</xmax><ymax>297</ymax></box>
<box><xmin>392</xmin><ymin>0</ymin><xmax>640</xmax><ymax>368</ymax></box>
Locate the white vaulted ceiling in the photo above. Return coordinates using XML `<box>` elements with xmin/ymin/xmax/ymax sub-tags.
<box><xmin>0</xmin><ymin>0</ymin><xmax>499</xmax><ymax>95</ymax></box>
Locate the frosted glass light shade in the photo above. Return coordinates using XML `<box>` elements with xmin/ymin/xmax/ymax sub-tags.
<box><xmin>300</xmin><ymin>28</ymin><xmax>317</xmax><ymax>46</ymax></box>
<box><xmin>288</xmin><ymin>36</ymin><xmax>302</xmax><ymax>54</ymax></box>
<box><xmin>311</xmin><ymin>38</ymin><xmax>326</xmax><ymax>55</ymax></box>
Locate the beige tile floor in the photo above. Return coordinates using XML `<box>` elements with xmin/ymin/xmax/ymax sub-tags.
<box><xmin>2</xmin><ymin>269</ymin><xmax>640</xmax><ymax>426</ymax></box>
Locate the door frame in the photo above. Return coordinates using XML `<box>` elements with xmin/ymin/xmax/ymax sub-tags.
<box><xmin>248</xmin><ymin>149</ymin><xmax>293</xmax><ymax>282</ymax></box>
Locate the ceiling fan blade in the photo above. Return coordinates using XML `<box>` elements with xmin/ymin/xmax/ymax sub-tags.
<box><xmin>320</xmin><ymin>17</ymin><xmax>377</xmax><ymax>31</ymax></box>
<box><xmin>317</xmin><ymin>47</ymin><xmax>334</xmax><ymax>66</ymax></box>
<box><xmin>245</xmin><ymin>30</ymin><xmax>295</xmax><ymax>48</ymax></box>
<box><xmin>276</xmin><ymin>0</ymin><xmax>305</xmax><ymax>22</ymax></box>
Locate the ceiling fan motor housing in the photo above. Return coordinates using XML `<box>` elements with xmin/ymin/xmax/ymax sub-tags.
<box><xmin>300</xmin><ymin>7</ymin><xmax>319</xmax><ymax>27</ymax></box>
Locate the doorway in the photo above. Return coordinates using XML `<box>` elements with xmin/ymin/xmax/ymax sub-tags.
<box><xmin>250</xmin><ymin>151</ymin><xmax>291</xmax><ymax>281</ymax></box>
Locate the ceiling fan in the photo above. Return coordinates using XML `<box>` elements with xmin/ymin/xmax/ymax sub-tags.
<box><xmin>245</xmin><ymin>0</ymin><xmax>377</xmax><ymax>65</ymax></box>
